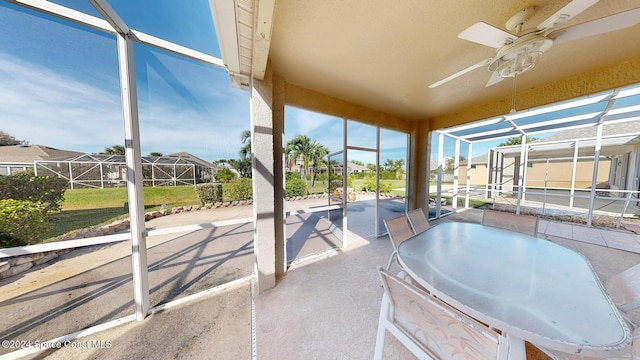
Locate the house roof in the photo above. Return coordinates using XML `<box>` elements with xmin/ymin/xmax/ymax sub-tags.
<box><xmin>493</xmin><ymin>119</ymin><xmax>640</xmax><ymax>158</ymax></box>
<box><xmin>347</xmin><ymin>162</ymin><xmax>369</xmax><ymax>172</ymax></box>
<box><xmin>319</xmin><ymin>162</ymin><xmax>370</xmax><ymax>172</ymax></box>
<box><xmin>530</xmin><ymin>119</ymin><xmax>640</xmax><ymax>143</ymax></box>
<box><xmin>0</xmin><ymin>144</ymin><xmax>83</xmax><ymax>163</ymax></box>
<box><xmin>167</xmin><ymin>152</ymin><xmax>213</xmax><ymax>168</ymax></box>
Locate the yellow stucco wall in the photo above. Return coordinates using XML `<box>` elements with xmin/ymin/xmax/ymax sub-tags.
<box><xmin>524</xmin><ymin>159</ymin><xmax>612</xmax><ymax>189</ymax></box>
<box><xmin>457</xmin><ymin>159</ymin><xmax>612</xmax><ymax>188</ymax></box>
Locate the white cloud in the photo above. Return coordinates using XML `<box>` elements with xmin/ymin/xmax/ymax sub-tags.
<box><xmin>0</xmin><ymin>52</ymin><xmax>249</xmax><ymax>162</ymax></box>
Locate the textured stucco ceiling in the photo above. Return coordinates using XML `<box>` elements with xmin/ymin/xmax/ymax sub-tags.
<box><xmin>267</xmin><ymin>0</ymin><xmax>640</xmax><ymax>126</ymax></box>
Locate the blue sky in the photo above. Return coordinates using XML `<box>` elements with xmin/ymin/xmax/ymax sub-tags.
<box><xmin>0</xmin><ymin>0</ymin><xmax>250</xmax><ymax>162</ymax></box>
<box><xmin>0</xmin><ymin>0</ymin><xmax>515</xmax><ymax>165</ymax></box>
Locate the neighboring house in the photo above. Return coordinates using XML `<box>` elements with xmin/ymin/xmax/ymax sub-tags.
<box><xmin>167</xmin><ymin>152</ymin><xmax>217</xmax><ymax>182</ymax></box>
<box><xmin>455</xmin><ymin>120</ymin><xmax>640</xmax><ymax>195</ymax></box>
<box><xmin>317</xmin><ymin>161</ymin><xmax>370</xmax><ymax>176</ymax></box>
<box><xmin>0</xmin><ymin>144</ymin><xmax>83</xmax><ymax>175</ymax></box>
<box><xmin>0</xmin><ymin>145</ymin><xmax>216</xmax><ymax>188</ymax></box>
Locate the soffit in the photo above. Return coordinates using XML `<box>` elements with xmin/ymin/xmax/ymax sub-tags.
<box><xmin>267</xmin><ymin>0</ymin><xmax>640</xmax><ymax>123</ymax></box>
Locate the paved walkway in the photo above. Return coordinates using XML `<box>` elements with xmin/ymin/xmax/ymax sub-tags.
<box><xmin>538</xmin><ymin>218</ymin><xmax>640</xmax><ymax>253</ymax></box>
<box><xmin>2</xmin><ymin>197</ymin><xmax>640</xmax><ymax>359</ymax></box>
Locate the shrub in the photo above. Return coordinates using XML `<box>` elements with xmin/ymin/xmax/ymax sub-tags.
<box><xmin>194</xmin><ymin>183</ymin><xmax>223</xmax><ymax>204</ymax></box>
<box><xmin>362</xmin><ymin>178</ymin><xmax>376</xmax><ymax>192</ymax></box>
<box><xmin>379</xmin><ymin>170</ymin><xmax>397</xmax><ymax>180</ymax></box>
<box><xmin>360</xmin><ymin>179</ymin><xmax>392</xmax><ymax>193</ymax></box>
<box><xmin>379</xmin><ymin>182</ymin><xmax>392</xmax><ymax>193</ymax></box>
<box><xmin>285</xmin><ymin>172</ymin><xmax>300</xmax><ymax>181</ymax></box>
<box><xmin>0</xmin><ymin>199</ymin><xmax>49</xmax><ymax>248</ymax></box>
<box><xmin>215</xmin><ymin>168</ymin><xmax>236</xmax><ymax>183</ymax></box>
<box><xmin>0</xmin><ymin>170</ymin><xmax>67</xmax><ymax>214</ymax></box>
<box><xmin>226</xmin><ymin>178</ymin><xmax>253</xmax><ymax>200</ymax></box>
<box><xmin>286</xmin><ymin>178</ymin><xmax>307</xmax><ymax>198</ymax></box>
<box><xmin>329</xmin><ymin>179</ymin><xmax>343</xmax><ymax>193</ymax></box>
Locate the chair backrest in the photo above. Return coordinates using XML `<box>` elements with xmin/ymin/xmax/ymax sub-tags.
<box><xmin>383</xmin><ymin>215</ymin><xmax>414</xmax><ymax>250</ymax></box>
<box><xmin>407</xmin><ymin>208</ymin><xmax>430</xmax><ymax>234</ymax></box>
<box><xmin>482</xmin><ymin>208</ymin><xmax>539</xmax><ymax>236</ymax></box>
<box><xmin>377</xmin><ymin>267</ymin><xmax>509</xmax><ymax>360</ymax></box>
<box><xmin>605</xmin><ymin>263</ymin><xmax>640</xmax><ymax>312</ymax></box>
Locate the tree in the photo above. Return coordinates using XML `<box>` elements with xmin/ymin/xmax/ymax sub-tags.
<box><xmin>309</xmin><ymin>142</ymin><xmax>329</xmax><ymax>188</ymax></box>
<box><xmin>384</xmin><ymin>159</ymin><xmax>405</xmax><ymax>179</ymax></box>
<box><xmin>215</xmin><ymin>168</ymin><xmax>236</xmax><ymax>183</ymax></box>
<box><xmin>285</xmin><ymin>134</ymin><xmax>329</xmax><ymax>189</ymax></box>
<box><xmin>212</xmin><ymin>131</ymin><xmax>253</xmax><ymax>179</ymax></box>
<box><xmin>212</xmin><ymin>159</ymin><xmax>228</xmax><ymax>166</ymax></box>
<box><xmin>444</xmin><ymin>156</ymin><xmax>466</xmax><ymax>173</ymax></box>
<box><xmin>233</xmin><ymin>130</ymin><xmax>253</xmax><ymax>178</ymax></box>
<box><xmin>0</xmin><ymin>131</ymin><xmax>21</xmax><ymax>146</ymax></box>
<box><xmin>498</xmin><ymin>136</ymin><xmax>537</xmax><ymax>147</ymax></box>
<box><xmin>101</xmin><ymin>145</ymin><xmax>125</xmax><ymax>155</ymax></box>
<box><xmin>227</xmin><ymin>158</ymin><xmax>251</xmax><ymax>178</ymax></box>
<box><xmin>239</xmin><ymin>130</ymin><xmax>251</xmax><ymax>159</ymax></box>
<box><xmin>148</xmin><ymin>152</ymin><xmax>163</xmax><ymax>157</ymax></box>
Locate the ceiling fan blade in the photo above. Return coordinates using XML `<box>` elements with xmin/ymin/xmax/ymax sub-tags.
<box><xmin>485</xmin><ymin>71</ymin><xmax>505</xmax><ymax>87</ymax></box>
<box><xmin>549</xmin><ymin>8</ymin><xmax>640</xmax><ymax>44</ymax></box>
<box><xmin>458</xmin><ymin>22</ymin><xmax>516</xmax><ymax>49</ymax></box>
<box><xmin>429</xmin><ymin>58</ymin><xmax>492</xmax><ymax>88</ymax></box>
<box><xmin>537</xmin><ymin>0</ymin><xmax>599</xmax><ymax>31</ymax></box>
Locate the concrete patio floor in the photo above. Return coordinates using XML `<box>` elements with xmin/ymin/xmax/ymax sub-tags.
<box><xmin>3</xmin><ymin>197</ymin><xmax>640</xmax><ymax>359</ymax></box>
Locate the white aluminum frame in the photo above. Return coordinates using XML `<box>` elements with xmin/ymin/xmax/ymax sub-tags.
<box><xmin>4</xmin><ymin>0</ymin><xmax>230</xmax><ymax>328</ymax></box>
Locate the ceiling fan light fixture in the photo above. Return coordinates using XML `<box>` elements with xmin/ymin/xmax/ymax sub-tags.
<box><xmin>495</xmin><ymin>49</ymin><xmax>543</xmax><ymax>78</ymax></box>
<box><xmin>488</xmin><ymin>35</ymin><xmax>553</xmax><ymax>78</ymax></box>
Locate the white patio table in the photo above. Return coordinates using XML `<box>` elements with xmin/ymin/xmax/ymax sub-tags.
<box><xmin>397</xmin><ymin>222</ymin><xmax>632</xmax><ymax>360</ymax></box>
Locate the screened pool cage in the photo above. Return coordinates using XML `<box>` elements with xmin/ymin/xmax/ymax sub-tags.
<box><xmin>34</xmin><ymin>154</ymin><xmax>214</xmax><ymax>189</ymax></box>
<box><xmin>434</xmin><ymin>83</ymin><xmax>640</xmax><ymax>226</ymax></box>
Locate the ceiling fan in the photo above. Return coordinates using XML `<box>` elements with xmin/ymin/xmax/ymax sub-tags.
<box><xmin>429</xmin><ymin>0</ymin><xmax>640</xmax><ymax>88</ymax></box>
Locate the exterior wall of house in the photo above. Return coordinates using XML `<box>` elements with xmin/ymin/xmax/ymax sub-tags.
<box><xmin>525</xmin><ymin>159</ymin><xmax>612</xmax><ymax>189</ymax></box>
<box><xmin>458</xmin><ymin>159</ymin><xmax>612</xmax><ymax>189</ymax></box>
<box><xmin>629</xmin><ymin>147</ymin><xmax>640</xmax><ymax>194</ymax></box>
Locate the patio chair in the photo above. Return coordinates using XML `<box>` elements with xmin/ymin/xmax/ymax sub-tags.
<box><xmin>482</xmin><ymin>208</ymin><xmax>539</xmax><ymax>236</ymax></box>
<box><xmin>407</xmin><ymin>208</ymin><xmax>430</xmax><ymax>234</ymax></box>
<box><xmin>383</xmin><ymin>215</ymin><xmax>414</xmax><ymax>270</ymax></box>
<box><xmin>375</xmin><ymin>267</ymin><xmax>511</xmax><ymax>360</ymax></box>
<box><xmin>605</xmin><ymin>263</ymin><xmax>640</xmax><ymax>313</ymax></box>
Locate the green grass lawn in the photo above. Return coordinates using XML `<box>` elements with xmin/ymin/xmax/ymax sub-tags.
<box><xmin>305</xmin><ymin>179</ymin><xmax>407</xmax><ymax>195</ymax></box>
<box><xmin>44</xmin><ymin>183</ymin><xmax>485</xmax><ymax>242</ymax></box>
<box><xmin>43</xmin><ymin>186</ymin><xmax>200</xmax><ymax>241</ymax></box>
<box><xmin>43</xmin><ymin>207</ymin><xmax>129</xmax><ymax>241</ymax></box>
<box><xmin>436</xmin><ymin>194</ymin><xmax>491</xmax><ymax>208</ymax></box>
<box><xmin>62</xmin><ymin>186</ymin><xmax>199</xmax><ymax>210</ymax></box>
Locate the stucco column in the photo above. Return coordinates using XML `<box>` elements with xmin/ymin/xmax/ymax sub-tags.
<box><xmin>408</xmin><ymin>121</ymin><xmax>431</xmax><ymax>212</ymax></box>
<box><xmin>251</xmin><ymin>63</ymin><xmax>286</xmax><ymax>292</ymax></box>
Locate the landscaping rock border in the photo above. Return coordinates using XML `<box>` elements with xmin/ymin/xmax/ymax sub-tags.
<box><xmin>2</xmin><ymin>192</ymin><xmax>403</xmax><ymax>280</ymax></box>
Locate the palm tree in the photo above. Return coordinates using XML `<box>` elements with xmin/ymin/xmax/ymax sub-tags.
<box><xmin>239</xmin><ymin>130</ymin><xmax>251</xmax><ymax>159</ymax></box>
<box><xmin>285</xmin><ymin>134</ymin><xmax>329</xmax><ymax>189</ymax></box>
<box><xmin>101</xmin><ymin>145</ymin><xmax>125</xmax><ymax>155</ymax></box>
<box><xmin>309</xmin><ymin>142</ymin><xmax>329</xmax><ymax>188</ymax></box>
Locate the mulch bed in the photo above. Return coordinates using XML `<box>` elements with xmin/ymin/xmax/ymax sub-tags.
<box><xmin>490</xmin><ymin>203</ymin><xmax>640</xmax><ymax>232</ymax></box>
